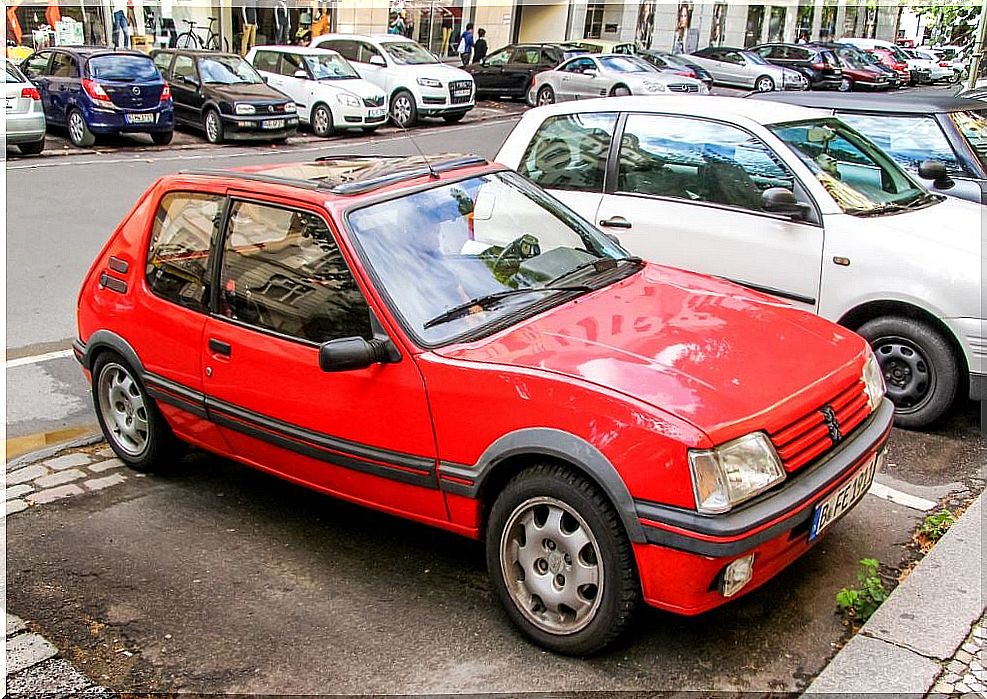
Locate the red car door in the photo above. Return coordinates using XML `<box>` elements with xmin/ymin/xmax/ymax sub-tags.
<box><xmin>200</xmin><ymin>193</ymin><xmax>446</xmax><ymax>522</ymax></box>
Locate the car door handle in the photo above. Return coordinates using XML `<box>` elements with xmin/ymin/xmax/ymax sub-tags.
<box><xmin>599</xmin><ymin>216</ymin><xmax>632</xmax><ymax>229</ymax></box>
<box><xmin>208</xmin><ymin>338</ymin><xmax>232</xmax><ymax>357</ymax></box>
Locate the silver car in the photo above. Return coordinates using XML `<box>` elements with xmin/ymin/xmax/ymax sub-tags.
<box><xmin>4</xmin><ymin>59</ymin><xmax>46</xmax><ymax>155</ymax></box>
<box><xmin>528</xmin><ymin>54</ymin><xmax>707</xmax><ymax>106</ymax></box>
<box><xmin>687</xmin><ymin>47</ymin><xmax>806</xmax><ymax>92</ymax></box>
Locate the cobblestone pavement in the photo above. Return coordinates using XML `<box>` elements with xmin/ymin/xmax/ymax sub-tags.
<box><xmin>6</xmin><ymin>612</ymin><xmax>110</xmax><ymax>697</ymax></box>
<box><xmin>929</xmin><ymin>614</ymin><xmax>987</xmax><ymax>697</ymax></box>
<box><xmin>6</xmin><ymin>443</ymin><xmax>131</xmax><ymax>517</ymax></box>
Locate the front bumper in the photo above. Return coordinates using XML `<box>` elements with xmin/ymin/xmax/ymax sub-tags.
<box><xmin>335</xmin><ymin>103</ymin><xmax>388</xmax><ymax>126</ymax></box>
<box><xmin>947</xmin><ymin>317</ymin><xmax>986</xmax><ymax>400</ymax></box>
<box><xmin>633</xmin><ymin>398</ymin><xmax>894</xmax><ymax>614</ymax></box>
<box><xmin>223</xmin><ymin>113</ymin><xmax>299</xmax><ymax>140</ymax></box>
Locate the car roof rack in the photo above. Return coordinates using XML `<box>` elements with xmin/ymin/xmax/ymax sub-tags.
<box><xmin>180</xmin><ymin>154</ymin><xmax>489</xmax><ymax>196</ymax></box>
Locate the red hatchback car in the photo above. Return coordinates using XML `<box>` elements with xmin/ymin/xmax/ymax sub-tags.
<box><xmin>76</xmin><ymin>155</ymin><xmax>893</xmax><ymax>654</ymax></box>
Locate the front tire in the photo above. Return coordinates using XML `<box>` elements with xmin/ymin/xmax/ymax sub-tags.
<box><xmin>67</xmin><ymin>109</ymin><xmax>96</xmax><ymax>147</ymax></box>
<box><xmin>838</xmin><ymin>77</ymin><xmax>853</xmax><ymax>92</ymax></box>
<box><xmin>92</xmin><ymin>353</ymin><xmax>181</xmax><ymax>472</ymax></box>
<box><xmin>857</xmin><ymin>316</ymin><xmax>960</xmax><ymax>429</ymax></box>
<box><xmin>536</xmin><ymin>85</ymin><xmax>555</xmax><ymax>106</ymax></box>
<box><xmin>486</xmin><ymin>464</ymin><xmax>640</xmax><ymax>655</ymax></box>
<box><xmin>151</xmin><ymin>130</ymin><xmax>174</xmax><ymax>145</ymax></box>
<box><xmin>754</xmin><ymin>75</ymin><xmax>775</xmax><ymax>92</ymax></box>
<box><xmin>204</xmin><ymin>108</ymin><xmax>224</xmax><ymax>144</ymax></box>
<box><xmin>311</xmin><ymin>103</ymin><xmax>334</xmax><ymax>137</ymax></box>
<box><xmin>389</xmin><ymin>90</ymin><xmax>417</xmax><ymax>128</ymax></box>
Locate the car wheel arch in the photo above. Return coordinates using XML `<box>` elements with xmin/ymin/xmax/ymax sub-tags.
<box><xmin>463</xmin><ymin>427</ymin><xmax>648</xmax><ymax>545</ymax></box>
<box><xmin>80</xmin><ymin>329</ymin><xmax>145</xmax><ymax>376</ymax></box>
<box><xmin>839</xmin><ymin>299</ymin><xmax>969</xmax><ymax>376</ymax></box>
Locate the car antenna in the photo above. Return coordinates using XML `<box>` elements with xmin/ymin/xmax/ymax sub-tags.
<box><xmin>389</xmin><ymin>114</ymin><xmax>439</xmax><ymax>179</ymax></box>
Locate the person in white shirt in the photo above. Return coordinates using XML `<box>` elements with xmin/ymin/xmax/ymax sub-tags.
<box><xmin>112</xmin><ymin>0</ymin><xmax>129</xmax><ymax>48</ymax></box>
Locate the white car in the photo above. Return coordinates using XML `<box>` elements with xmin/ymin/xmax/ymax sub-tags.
<box><xmin>4</xmin><ymin>59</ymin><xmax>46</xmax><ymax>155</ymax></box>
<box><xmin>904</xmin><ymin>49</ymin><xmax>953</xmax><ymax>83</ymax></box>
<box><xmin>528</xmin><ymin>54</ymin><xmax>707</xmax><ymax>106</ymax></box>
<box><xmin>496</xmin><ymin>96</ymin><xmax>983</xmax><ymax>428</ymax></box>
<box><xmin>246</xmin><ymin>46</ymin><xmax>387</xmax><ymax>136</ymax></box>
<box><xmin>311</xmin><ymin>33</ymin><xmax>475</xmax><ymax>128</ymax></box>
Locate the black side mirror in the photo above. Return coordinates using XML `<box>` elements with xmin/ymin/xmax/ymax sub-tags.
<box><xmin>319</xmin><ymin>336</ymin><xmax>399</xmax><ymax>372</ymax></box>
<box><xmin>917</xmin><ymin>159</ymin><xmax>955</xmax><ymax>190</ymax></box>
<box><xmin>762</xmin><ymin>187</ymin><xmax>810</xmax><ymax>219</ymax></box>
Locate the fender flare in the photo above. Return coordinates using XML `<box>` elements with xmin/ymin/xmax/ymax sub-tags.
<box><xmin>439</xmin><ymin>427</ymin><xmax>648</xmax><ymax>544</ymax></box>
<box><xmin>77</xmin><ymin>330</ymin><xmax>144</xmax><ymax>375</ymax></box>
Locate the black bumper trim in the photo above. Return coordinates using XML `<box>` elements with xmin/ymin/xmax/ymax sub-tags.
<box><xmin>636</xmin><ymin>399</ymin><xmax>894</xmax><ymax>557</ymax></box>
<box><xmin>970</xmin><ymin>372</ymin><xmax>986</xmax><ymax>401</ymax></box>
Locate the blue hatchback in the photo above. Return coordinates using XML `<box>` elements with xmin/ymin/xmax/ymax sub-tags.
<box><xmin>21</xmin><ymin>47</ymin><xmax>174</xmax><ymax>148</ymax></box>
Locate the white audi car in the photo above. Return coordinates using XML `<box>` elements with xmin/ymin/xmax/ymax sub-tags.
<box><xmin>497</xmin><ymin>96</ymin><xmax>983</xmax><ymax>428</ymax></box>
<box><xmin>528</xmin><ymin>53</ymin><xmax>707</xmax><ymax>106</ymax></box>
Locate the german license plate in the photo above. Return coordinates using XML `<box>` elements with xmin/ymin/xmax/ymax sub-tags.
<box><xmin>262</xmin><ymin>119</ymin><xmax>285</xmax><ymax>129</ymax></box>
<box><xmin>368</xmin><ymin>107</ymin><xmax>385</xmax><ymax>118</ymax></box>
<box><xmin>125</xmin><ymin>113</ymin><xmax>154</xmax><ymax>124</ymax></box>
<box><xmin>453</xmin><ymin>89</ymin><xmax>471</xmax><ymax>97</ymax></box>
<box><xmin>809</xmin><ymin>452</ymin><xmax>880</xmax><ymax>540</ymax></box>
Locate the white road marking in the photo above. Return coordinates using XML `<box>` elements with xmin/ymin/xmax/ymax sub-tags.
<box><xmin>7</xmin><ymin>349</ymin><xmax>74</xmax><ymax>369</ymax></box>
<box><xmin>868</xmin><ymin>480</ymin><xmax>939</xmax><ymax>512</ymax></box>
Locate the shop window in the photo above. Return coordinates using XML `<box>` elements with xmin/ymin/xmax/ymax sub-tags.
<box><xmin>146</xmin><ymin>192</ymin><xmax>222</xmax><ymax>314</ymax></box>
<box><xmin>768</xmin><ymin>7</ymin><xmax>787</xmax><ymax>43</ymax></box>
<box><xmin>744</xmin><ymin>5</ymin><xmax>764</xmax><ymax>48</ymax></box>
<box><xmin>583</xmin><ymin>3</ymin><xmax>604</xmax><ymax>40</ymax></box>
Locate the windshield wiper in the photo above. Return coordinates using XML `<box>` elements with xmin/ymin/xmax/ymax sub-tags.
<box><xmin>847</xmin><ymin>202</ymin><xmax>906</xmax><ymax>217</ymax></box>
<box><xmin>547</xmin><ymin>256</ymin><xmax>642</xmax><ymax>286</ymax></box>
<box><xmin>422</xmin><ymin>285</ymin><xmax>591</xmax><ymax>330</ymax></box>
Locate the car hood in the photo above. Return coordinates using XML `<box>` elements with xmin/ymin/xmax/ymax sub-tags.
<box><xmin>435</xmin><ymin>264</ymin><xmax>867</xmax><ymax>442</ymax></box>
<box><xmin>205</xmin><ymin>82</ymin><xmax>291</xmax><ymax>103</ymax></box>
<box><xmin>319</xmin><ymin>78</ymin><xmax>386</xmax><ymax>100</ymax></box>
<box><xmin>396</xmin><ymin>62</ymin><xmax>474</xmax><ymax>83</ymax></box>
<box><xmin>843</xmin><ymin>196</ymin><xmax>981</xmax><ymax>255</ymax></box>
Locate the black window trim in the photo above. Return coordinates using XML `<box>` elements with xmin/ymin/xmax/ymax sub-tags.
<box><xmin>209</xmin><ymin>193</ymin><xmax>377</xmax><ymax>349</ymax></box>
<box><xmin>25</xmin><ymin>50</ymin><xmax>53</xmax><ymax>77</ymax></box>
<box><xmin>604</xmin><ymin>110</ymin><xmax>824</xmax><ymax>227</ymax></box>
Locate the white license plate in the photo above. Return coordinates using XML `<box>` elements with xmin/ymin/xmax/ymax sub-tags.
<box><xmin>125</xmin><ymin>113</ymin><xmax>154</xmax><ymax>124</ymax></box>
<box><xmin>368</xmin><ymin>107</ymin><xmax>385</xmax><ymax>118</ymax></box>
<box><xmin>453</xmin><ymin>89</ymin><xmax>471</xmax><ymax>97</ymax></box>
<box><xmin>262</xmin><ymin>119</ymin><xmax>285</xmax><ymax>129</ymax></box>
<box><xmin>809</xmin><ymin>453</ymin><xmax>880</xmax><ymax>540</ymax></box>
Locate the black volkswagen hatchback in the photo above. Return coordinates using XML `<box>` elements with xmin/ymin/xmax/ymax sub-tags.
<box><xmin>150</xmin><ymin>49</ymin><xmax>297</xmax><ymax>143</ymax></box>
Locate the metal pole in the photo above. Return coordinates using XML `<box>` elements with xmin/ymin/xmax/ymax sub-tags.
<box><xmin>967</xmin><ymin>0</ymin><xmax>987</xmax><ymax>90</ymax></box>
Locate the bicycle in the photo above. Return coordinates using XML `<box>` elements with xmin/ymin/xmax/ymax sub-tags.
<box><xmin>176</xmin><ymin>17</ymin><xmax>229</xmax><ymax>52</ymax></box>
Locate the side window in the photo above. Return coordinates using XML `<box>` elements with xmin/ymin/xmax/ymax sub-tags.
<box><xmin>152</xmin><ymin>52</ymin><xmax>173</xmax><ymax>75</ymax></box>
<box><xmin>483</xmin><ymin>48</ymin><xmax>510</xmax><ymax>66</ymax></box>
<box><xmin>252</xmin><ymin>50</ymin><xmax>280</xmax><ymax>73</ymax></box>
<box><xmin>279</xmin><ymin>52</ymin><xmax>305</xmax><ymax>77</ymax></box>
<box><xmin>541</xmin><ymin>49</ymin><xmax>559</xmax><ymax>66</ymax></box>
<box><xmin>173</xmin><ymin>55</ymin><xmax>196</xmax><ymax>81</ymax></box>
<box><xmin>563</xmin><ymin>57</ymin><xmax>595</xmax><ymax>73</ymax></box>
<box><xmin>357</xmin><ymin>42</ymin><xmax>383</xmax><ymax>64</ymax></box>
<box><xmin>50</xmin><ymin>53</ymin><xmax>78</xmax><ymax>78</ymax></box>
<box><xmin>722</xmin><ymin>51</ymin><xmax>743</xmax><ymax>64</ymax></box>
<box><xmin>517</xmin><ymin>112</ymin><xmax>617</xmax><ymax>192</ymax></box>
<box><xmin>617</xmin><ymin>114</ymin><xmax>795</xmax><ymax>212</ymax></box>
<box><xmin>146</xmin><ymin>192</ymin><xmax>222</xmax><ymax>313</ymax></box>
<box><xmin>23</xmin><ymin>52</ymin><xmax>51</xmax><ymax>78</ymax></box>
<box><xmin>219</xmin><ymin>202</ymin><xmax>373</xmax><ymax>343</ymax></box>
<box><xmin>792</xmin><ymin>47</ymin><xmax>811</xmax><ymax>61</ymax></box>
<box><xmin>839</xmin><ymin>114</ymin><xmax>970</xmax><ymax>178</ymax></box>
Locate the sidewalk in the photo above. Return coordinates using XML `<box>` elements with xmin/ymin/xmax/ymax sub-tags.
<box><xmin>805</xmin><ymin>494</ymin><xmax>984</xmax><ymax>696</ymax></box>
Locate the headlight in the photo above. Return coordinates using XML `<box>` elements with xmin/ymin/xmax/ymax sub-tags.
<box><xmin>336</xmin><ymin>94</ymin><xmax>361</xmax><ymax>107</ymax></box>
<box><xmin>283</xmin><ymin>102</ymin><xmax>296</xmax><ymax>113</ymax></box>
<box><xmin>689</xmin><ymin>432</ymin><xmax>786</xmax><ymax>514</ymax></box>
<box><xmin>417</xmin><ymin>77</ymin><xmax>442</xmax><ymax>88</ymax></box>
<box><xmin>862</xmin><ymin>349</ymin><xmax>886</xmax><ymax>412</ymax></box>
<box><xmin>644</xmin><ymin>82</ymin><xmax>666</xmax><ymax>92</ymax></box>
<box><xmin>234</xmin><ymin>103</ymin><xmax>256</xmax><ymax>115</ymax></box>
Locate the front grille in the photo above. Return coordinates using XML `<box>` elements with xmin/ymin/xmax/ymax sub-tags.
<box><xmin>667</xmin><ymin>83</ymin><xmax>700</xmax><ymax>93</ymax></box>
<box><xmin>449</xmin><ymin>79</ymin><xmax>473</xmax><ymax>104</ymax></box>
<box><xmin>769</xmin><ymin>378</ymin><xmax>871</xmax><ymax>473</ymax></box>
<box><xmin>362</xmin><ymin>96</ymin><xmax>384</xmax><ymax>108</ymax></box>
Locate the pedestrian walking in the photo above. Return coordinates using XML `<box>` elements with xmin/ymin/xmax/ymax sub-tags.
<box><xmin>472</xmin><ymin>27</ymin><xmax>487</xmax><ymax>63</ymax></box>
<box><xmin>111</xmin><ymin>0</ymin><xmax>129</xmax><ymax>48</ymax></box>
<box><xmin>241</xmin><ymin>0</ymin><xmax>258</xmax><ymax>54</ymax></box>
<box><xmin>457</xmin><ymin>22</ymin><xmax>474</xmax><ymax>65</ymax></box>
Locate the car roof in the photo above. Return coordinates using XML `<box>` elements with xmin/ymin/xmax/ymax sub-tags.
<box><xmin>152</xmin><ymin>48</ymin><xmax>241</xmax><ymax>58</ymax></box>
<box><xmin>749</xmin><ymin>91</ymin><xmax>984</xmax><ymax>114</ymax></box>
<box><xmin>319</xmin><ymin>33</ymin><xmax>413</xmax><ymax>42</ymax></box>
<box><xmin>185</xmin><ymin>154</ymin><xmax>494</xmax><ymax>197</ymax></box>
<box><xmin>42</xmin><ymin>46</ymin><xmax>147</xmax><ymax>58</ymax></box>
<box><xmin>524</xmin><ymin>95</ymin><xmax>822</xmax><ymax>125</ymax></box>
<box><xmin>252</xmin><ymin>44</ymin><xmax>339</xmax><ymax>56</ymax></box>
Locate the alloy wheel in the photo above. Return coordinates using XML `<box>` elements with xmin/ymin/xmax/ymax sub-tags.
<box><xmin>537</xmin><ymin>87</ymin><xmax>554</xmax><ymax>106</ymax></box>
<box><xmin>69</xmin><ymin>112</ymin><xmax>85</xmax><ymax>144</ymax></box>
<box><xmin>756</xmin><ymin>77</ymin><xmax>774</xmax><ymax>92</ymax></box>
<box><xmin>838</xmin><ymin>78</ymin><xmax>852</xmax><ymax>92</ymax></box>
<box><xmin>499</xmin><ymin>496</ymin><xmax>603</xmax><ymax>635</ymax></box>
<box><xmin>392</xmin><ymin>96</ymin><xmax>412</xmax><ymax>127</ymax></box>
<box><xmin>874</xmin><ymin>337</ymin><xmax>936</xmax><ymax>414</ymax></box>
<box><xmin>97</xmin><ymin>362</ymin><xmax>150</xmax><ymax>457</ymax></box>
<box><xmin>313</xmin><ymin>106</ymin><xmax>331</xmax><ymax>136</ymax></box>
<box><xmin>206</xmin><ymin>111</ymin><xmax>221</xmax><ymax>143</ymax></box>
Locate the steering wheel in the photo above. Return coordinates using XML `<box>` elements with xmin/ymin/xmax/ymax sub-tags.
<box><xmin>492</xmin><ymin>234</ymin><xmax>541</xmax><ymax>282</ymax></box>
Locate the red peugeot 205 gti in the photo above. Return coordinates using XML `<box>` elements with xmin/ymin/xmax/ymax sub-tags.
<box><xmin>76</xmin><ymin>154</ymin><xmax>892</xmax><ymax>654</ymax></box>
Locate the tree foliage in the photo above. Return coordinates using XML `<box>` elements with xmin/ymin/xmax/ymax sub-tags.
<box><xmin>911</xmin><ymin>0</ymin><xmax>980</xmax><ymax>45</ymax></box>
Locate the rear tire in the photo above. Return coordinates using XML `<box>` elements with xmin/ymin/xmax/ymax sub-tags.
<box><xmin>67</xmin><ymin>109</ymin><xmax>96</xmax><ymax>147</ymax></box>
<box><xmin>857</xmin><ymin>316</ymin><xmax>960</xmax><ymax>429</ymax></box>
<box><xmin>536</xmin><ymin>85</ymin><xmax>555</xmax><ymax>106</ymax></box>
<box><xmin>92</xmin><ymin>352</ymin><xmax>183</xmax><ymax>473</ymax></box>
<box><xmin>486</xmin><ymin>463</ymin><xmax>640</xmax><ymax>655</ymax></box>
<box><xmin>17</xmin><ymin>138</ymin><xmax>45</xmax><ymax>155</ymax></box>
<box><xmin>151</xmin><ymin>130</ymin><xmax>173</xmax><ymax>145</ymax></box>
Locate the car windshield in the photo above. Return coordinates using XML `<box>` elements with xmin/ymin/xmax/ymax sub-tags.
<box><xmin>381</xmin><ymin>41</ymin><xmax>437</xmax><ymax>65</ymax></box>
<box><xmin>305</xmin><ymin>53</ymin><xmax>359</xmax><ymax>80</ymax></box>
<box><xmin>346</xmin><ymin>172</ymin><xmax>629</xmax><ymax>345</ymax></box>
<box><xmin>5</xmin><ymin>60</ymin><xmax>25</xmax><ymax>82</ymax></box>
<box><xmin>88</xmin><ymin>55</ymin><xmax>159</xmax><ymax>82</ymax></box>
<box><xmin>599</xmin><ymin>56</ymin><xmax>652</xmax><ymax>73</ymax></box>
<box><xmin>769</xmin><ymin>118</ymin><xmax>932</xmax><ymax>215</ymax></box>
<box><xmin>198</xmin><ymin>56</ymin><xmax>264</xmax><ymax>84</ymax></box>
<box><xmin>950</xmin><ymin>110</ymin><xmax>987</xmax><ymax>169</ymax></box>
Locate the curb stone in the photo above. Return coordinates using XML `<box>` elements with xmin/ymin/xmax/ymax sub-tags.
<box><xmin>5</xmin><ymin>613</ymin><xmax>110</xmax><ymax>697</ymax></box>
<box><xmin>6</xmin><ymin>434</ymin><xmax>104</xmax><ymax>471</ymax></box>
<box><xmin>805</xmin><ymin>493</ymin><xmax>984</xmax><ymax>695</ymax></box>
